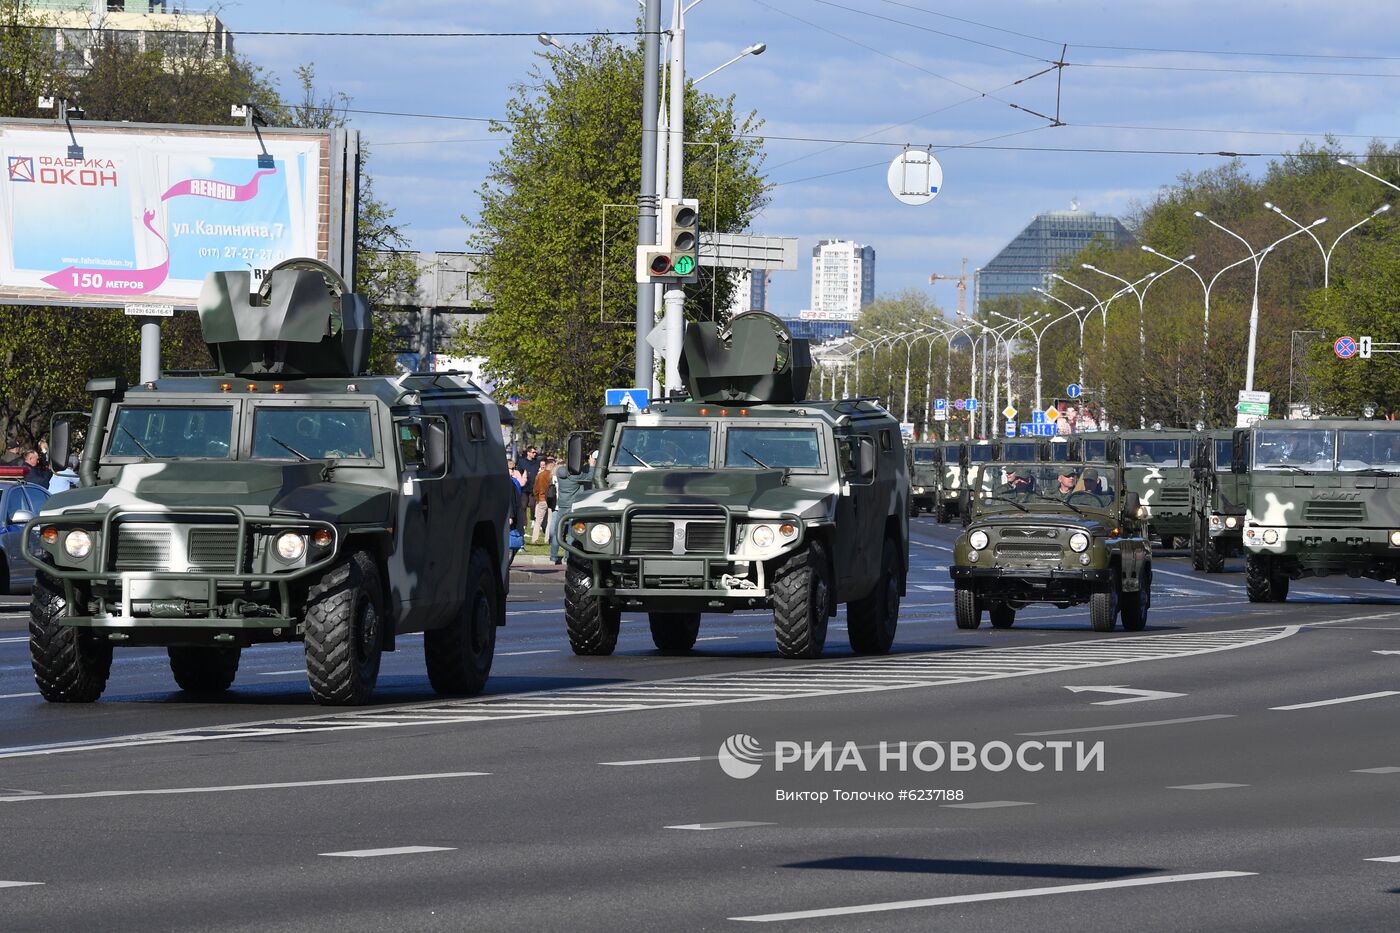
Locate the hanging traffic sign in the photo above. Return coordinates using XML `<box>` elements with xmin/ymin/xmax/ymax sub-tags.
<box><xmin>1044</xmin><ymin>405</ymin><xmax>1060</xmax><ymax>423</ymax></box>
<box><xmin>886</xmin><ymin>149</ymin><xmax>943</xmax><ymax>207</ymax></box>
<box><xmin>1002</xmin><ymin>405</ymin><xmax>1017</xmax><ymax>420</ymax></box>
<box><xmin>965</xmin><ymin>398</ymin><xmax>979</xmax><ymax>412</ymax></box>
<box><xmin>1066</xmin><ymin>383</ymin><xmax>1082</xmax><ymax>399</ymax></box>
<box><xmin>953</xmin><ymin>398</ymin><xmax>966</xmax><ymax>411</ymax></box>
<box><xmin>1335</xmin><ymin>336</ymin><xmax>1358</xmax><ymax>359</ymax></box>
<box><xmin>605</xmin><ymin>387</ymin><xmax>651</xmax><ymax>410</ymax></box>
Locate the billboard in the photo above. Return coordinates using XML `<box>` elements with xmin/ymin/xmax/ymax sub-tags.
<box><xmin>0</xmin><ymin>119</ymin><xmax>358</xmax><ymax>309</ymax></box>
<box><xmin>798</xmin><ymin>309</ymin><xmax>861</xmax><ymax>322</ymax></box>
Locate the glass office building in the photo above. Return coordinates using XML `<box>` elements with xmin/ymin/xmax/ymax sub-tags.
<box><xmin>976</xmin><ymin>209</ymin><xmax>1132</xmax><ymax>308</ymax></box>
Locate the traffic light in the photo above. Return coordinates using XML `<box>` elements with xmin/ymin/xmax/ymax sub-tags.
<box><xmin>635</xmin><ymin>198</ymin><xmax>702</xmax><ymax>284</ymax></box>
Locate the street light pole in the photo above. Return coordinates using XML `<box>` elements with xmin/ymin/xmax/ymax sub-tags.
<box><xmin>659</xmin><ymin>0</ymin><xmax>688</xmax><ymax>395</ymax></box>
<box><xmin>1082</xmin><ymin>262</ymin><xmax>1189</xmax><ymax>427</ymax></box>
<box><xmin>633</xmin><ymin>1</ymin><xmax>661</xmax><ymax>388</ymax></box>
<box><xmin>1337</xmin><ymin>157</ymin><xmax>1400</xmax><ymax>195</ymax></box>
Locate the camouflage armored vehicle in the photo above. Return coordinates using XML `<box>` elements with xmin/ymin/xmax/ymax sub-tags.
<box><xmin>932</xmin><ymin>441</ymin><xmax>970</xmax><ymax>523</ymax></box>
<box><xmin>1189</xmin><ymin>429</ymin><xmax>1247</xmax><ymax>573</ymax></box>
<box><xmin>559</xmin><ymin>311</ymin><xmax>909</xmax><ymax>659</ymax></box>
<box><xmin>909</xmin><ymin>442</ymin><xmax>941</xmax><ymax>515</ymax></box>
<box><xmin>1240</xmin><ymin>419</ymin><xmax>1400</xmax><ymax>602</ymax></box>
<box><xmin>25</xmin><ymin>261</ymin><xmax>511</xmax><ymax>705</ymax></box>
<box><xmin>1087</xmin><ymin>428</ymin><xmax>1194</xmax><ymax>547</ymax></box>
<box><xmin>950</xmin><ymin>454</ymin><xmax>1152</xmax><ymax>632</ymax></box>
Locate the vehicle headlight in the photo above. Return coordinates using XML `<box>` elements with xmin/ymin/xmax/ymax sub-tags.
<box><xmin>778</xmin><ymin>522</ymin><xmax>798</xmax><ymax>539</ymax></box>
<box><xmin>914</xmin><ymin>486</ymin><xmax>925</xmax><ymax>494</ymax></box>
<box><xmin>1389</xmin><ymin>530</ymin><xmax>1400</xmax><ymax>547</ymax></box>
<box><xmin>1262</xmin><ymin>529</ymin><xmax>1279</xmax><ymax>545</ymax></box>
<box><xmin>1069</xmin><ymin>532</ymin><xmax>1090</xmax><ymax>553</ymax></box>
<box><xmin>1209</xmin><ymin>514</ymin><xmax>1222</xmax><ymax>527</ymax></box>
<box><xmin>1225</xmin><ymin>515</ymin><xmax>1238</xmax><ymax>529</ymax></box>
<box><xmin>1135</xmin><ymin>506</ymin><xmax>1148</xmax><ymax>519</ymax></box>
<box><xmin>752</xmin><ymin>524</ymin><xmax>776</xmax><ymax>548</ymax></box>
<box><xmin>588</xmin><ymin>523</ymin><xmax>613</xmax><ymax>546</ymax></box>
<box><xmin>275</xmin><ymin>532</ymin><xmax>306</xmax><ymax>561</ymax></box>
<box><xmin>63</xmin><ymin>529</ymin><xmax>92</xmax><ymax>559</ymax></box>
<box><xmin>969</xmin><ymin>530</ymin><xmax>989</xmax><ymax>550</ymax></box>
<box><xmin>967</xmin><ymin>549</ymin><xmax>980</xmax><ymax>562</ymax></box>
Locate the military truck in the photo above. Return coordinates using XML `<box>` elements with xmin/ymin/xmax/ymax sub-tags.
<box><xmin>24</xmin><ymin>261</ymin><xmax>511</xmax><ymax>705</ymax></box>
<box><xmin>1087</xmin><ymin>428</ymin><xmax>1195</xmax><ymax>547</ymax></box>
<box><xmin>1189</xmin><ymin>429</ymin><xmax>1247</xmax><ymax>573</ymax></box>
<box><xmin>559</xmin><ymin>311</ymin><xmax>909</xmax><ymax>659</ymax></box>
<box><xmin>950</xmin><ymin>450</ymin><xmax>1152</xmax><ymax>632</ymax></box>
<box><xmin>933</xmin><ymin>440</ymin><xmax>969</xmax><ymax>523</ymax></box>
<box><xmin>909</xmin><ymin>442</ymin><xmax>941</xmax><ymax>515</ymax></box>
<box><xmin>1239</xmin><ymin>418</ymin><xmax>1400</xmax><ymax>602</ymax></box>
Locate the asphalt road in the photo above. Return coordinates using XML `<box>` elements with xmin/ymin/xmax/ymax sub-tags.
<box><xmin>1</xmin><ymin>517</ymin><xmax>1398</xmax><ymax>931</ymax></box>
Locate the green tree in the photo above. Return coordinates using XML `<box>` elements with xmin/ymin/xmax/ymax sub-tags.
<box><xmin>842</xmin><ymin>290</ymin><xmax>950</xmax><ymax>431</ymax></box>
<box><xmin>456</xmin><ymin>34</ymin><xmax>767</xmax><ymax>438</ymax></box>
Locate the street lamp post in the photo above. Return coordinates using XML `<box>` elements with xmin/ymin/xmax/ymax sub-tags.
<box><xmin>1269</xmin><ymin>200</ymin><xmax>1392</xmax><ymax>288</ymax></box>
<box><xmin>1337</xmin><ymin>157</ymin><xmax>1400</xmax><ymax>195</ymax></box>
<box><xmin>1082</xmin><ymin>262</ymin><xmax>1191</xmax><ymax>427</ymax></box>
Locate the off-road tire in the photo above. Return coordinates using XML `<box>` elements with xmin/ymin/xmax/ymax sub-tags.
<box><xmin>1120</xmin><ymin>565</ymin><xmax>1151</xmax><ymax>632</ymax></box>
<box><xmin>648</xmin><ymin>612</ymin><xmax>701</xmax><ymax>652</ymax></box>
<box><xmin>1245</xmin><ymin>554</ymin><xmax>1288</xmax><ymax>603</ymax></box>
<box><xmin>989</xmin><ymin>604</ymin><xmax>1016</xmax><ymax>629</ymax></box>
<box><xmin>848</xmin><ymin>537</ymin><xmax>901</xmax><ymax>654</ymax></box>
<box><xmin>1202</xmin><ymin>524</ymin><xmax>1226</xmax><ymax>573</ymax></box>
<box><xmin>168</xmin><ymin>646</ymin><xmax>240</xmax><ymax>694</ymax></box>
<box><xmin>1190</xmin><ymin>517</ymin><xmax>1206</xmax><ymax>571</ymax></box>
<box><xmin>565</xmin><ymin>558</ymin><xmax>620</xmax><ymax>655</ymax></box>
<box><xmin>772</xmin><ymin>540</ymin><xmax>831</xmax><ymax>659</ymax></box>
<box><xmin>30</xmin><ymin>573</ymin><xmax>111</xmax><ymax>703</ymax></box>
<box><xmin>425</xmin><ymin>548</ymin><xmax>498</xmax><ymax>696</ymax></box>
<box><xmin>935</xmin><ymin>503</ymin><xmax>951</xmax><ymax>524</ymax></box>
<box><xmin>1090</xmin><ymin>584</ymin><xmax>1118</xmax><ymax>632</ymax></box>
<box><xmin>303</xmin><ymin>550</ymin><xmax>384</xmax><ymax>706</ymax></box>
<box><xmin>954</xmin><ymin>583</ymin><xmax>981</xmax><ymax>629</ymax></box>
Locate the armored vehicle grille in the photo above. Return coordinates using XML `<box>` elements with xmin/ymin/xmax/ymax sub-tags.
<box><xmin>1157</xmin><ymin>486</ymin><xmax>1190</xmax><ymax>507</ymax></box>
<box><xmin>1000</xmin><ymin>528</ymin><xmax>1057</xmax><ymax>540</ymax></box>
<box><xmin>188</xmin><ymin>528</ymin><xmax>240</xmax><ymax>572</ymax></box>
<box><xmin>684</xmin><ymin>521</ymin><xmax>727</xmax><ymax>554</ymax></box>
<box><xmin>1302</xmin><ymin>500</ymin><xmax>1367</xmax><ymax>524</ymax></box>
<box><xmin>113</xmin><ymin>526</ymin><xmax>171</xmax><ymax>571</ymax></box>
<box><xmin>627</xmin><ymin>519</ymin><xmax>676</xmax><ymax>554</ymax></box>
<box><xmin>626</xmin><ymin>514</ymin><xmax>729</xmax><ymax>555</ymax></box>
<box><xmin>995</xmin><ymin>542</ymin><xmax>1062</xmax><ymax>562</ymax></box>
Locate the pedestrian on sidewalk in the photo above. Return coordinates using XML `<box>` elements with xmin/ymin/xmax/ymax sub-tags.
<box><xmin>508</xmin><ymin>465</ymin><xmax>527</xmax><ymax>565</ymax></box>
<box><xmin>531</xmin><ymin>455</ymin><xmax>555</xmax><ymax>544</ymax></box>
<box><xmin>514</xmin><ymin>445</ymin><xmax>541</xmax><ymax>515</ymax></box>
<box><xmin>48</xmin><ymin>455</ymin><xmax>80</xmax><ymax>494</ymax></box>
<box><xmin>550</xmin><ymin>449</ymin><xmax>597</xmax><ymax>565</ymax></box>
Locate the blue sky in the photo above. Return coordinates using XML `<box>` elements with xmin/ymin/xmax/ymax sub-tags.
<box><xmin>220</xmin><ymin>0</ymin><xmax>1400</xmax><ymax>316</ymax></box>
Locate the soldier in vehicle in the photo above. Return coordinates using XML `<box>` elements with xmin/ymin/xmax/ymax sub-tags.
<box><xmin>998</xmin><ymin>467</ymin><xmax>1034</xmax><ymax>496</ymax></box>
<box><xmin>1056</xmin><ymin>467</ymin><xmax>1078</xmax><ymax>498</ymax></box>
<box><xmin>1130</xmin><ymin>443</ymin><xmax>1153</xmax><ymax>463</ymax></box>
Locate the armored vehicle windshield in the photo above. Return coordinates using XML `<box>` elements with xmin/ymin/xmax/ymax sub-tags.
<box><xmin>974</xmin><ymin>461</ymin><xmax>1117</xmax><ymax>512</ymax></box>
<box><xmin>1125</xmin><ymin>438</ymin><xmax>1185</xmax><ymax>466</ymax></box>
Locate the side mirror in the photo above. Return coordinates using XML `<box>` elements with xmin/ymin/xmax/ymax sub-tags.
<box><xmin>959</xmin><ymin>488</ymin><xmax>972</xmax><ymax>527</ymax></box>
<box><xmin>567</xmin><ymin>434</ymin><xmax>584</xmax><ymax>475</ymax></box>
<box><xmin>857</xmin><ymin>436</ymin><xmax>877</xmax><ymax>481</ymax></box>
<box><xmin>50</xmin><ymin>419</ymin><xmax>71</xmax><ymax>471</ymax></box>
<box><xmin>1123</xmin><ymin>491</ymin><xmax>1144</xmax><ymax>520</ymax></box>
<box><xmin>424</xmin><ymin>421</ymin><xmax>448</xmax><ymax>475</ymax></box>
<box><xmin>1231</xmin><ymin>429</ymin><xmax>1249</xmax><ymax>474</ymax></box>
<box><xmin>1106</xmin><ymin>438</ymin><xmax>1122</xmax><ymax>464</ymax></box>
<box><xmin>11</xmin><ymin>510</ymin><xmax>33</xmax><ymax>524</ymax></box>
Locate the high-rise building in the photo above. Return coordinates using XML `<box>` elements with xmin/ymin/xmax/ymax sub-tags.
<box><xmin>30</xmin><ymin>1</ymin><xmax>235</xmax><ymax>71</ymax></box>
<box><xmin>976</xmin><ymin>207</ymin><xmax>1132</xmax><ymax>308</ymax></box>
<box><xmin>724</xmin><ymin>270</ymin><xmax>770</xmax><ymax>318</ymax></box>
<box><xmin>810</xmin><ymin>239</ymin><xmax>875</xmax><ymax>317</ymax></box>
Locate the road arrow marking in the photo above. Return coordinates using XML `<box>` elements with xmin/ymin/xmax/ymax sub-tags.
<box><xmin>1064</xmin><ymin>685</ymin><xmax>1185</xmax><ymax>705</ymax></box>
<box><xmin>1374</xmin><ymin>650</ymin><xmax>1400</xmax><ymax>656</ymax></box>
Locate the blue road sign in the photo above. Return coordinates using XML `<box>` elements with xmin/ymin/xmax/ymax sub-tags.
<box><xmin>1066</xmin><ymin>383</ymin><xmax>1082</xmax><ymax>399</ymax></box>
<box><xmin>1004</xmin><ymin>421</ymin><xmax>1016</xmax><ymax>437</ymax></box>
<box><xmin>1019</xmin><ymin>424</ymin><xmax>1034</xmax><ymax>436</ymax></box>
<box><xmin>966</xmin><ymin>398</ymin><xmax>979</xmax><ymax>412</ymax></box>
<box><xmin>605</xmin><ymin>387</ymin><xmax>651</xmax><ymax>410</ymax></box>
<box><xmin>1032</xmin><ymin>410</ymin><xmax>1046</xmax><ymax>425</ymax></box>
<box><xmin>953</xmin><ymin>399</ymin><xmax>966</xmax><ymax>411</ymax></box>
<box><xmin>1334</xmin><ymin>336</ymin><xmax>1358</xmax><ymax>359</ymax></box>
<box><xmin>934</xmin><ymin>398</ymin><xmax>947</xmax><ymax>411</ymax></box>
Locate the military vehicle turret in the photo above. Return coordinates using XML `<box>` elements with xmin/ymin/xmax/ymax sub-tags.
<box><xmin>559</xmin><ymin>312</ymin><xmax>909</xmax><ymax>659</ymax></box>
<box><xmin>25</xmin><ymin>260</ymin><xmax>512</xmax><ymax>705</ymax></box>
<box><xmin>1189</xmin><ymin>428</ymin><xmax>1248</xmax><ymax>572</ymax></box>
<box><xmin>1240</xmin><ymin>418</ymin><xmax>1400</xmax><ymax>601</ymax></box>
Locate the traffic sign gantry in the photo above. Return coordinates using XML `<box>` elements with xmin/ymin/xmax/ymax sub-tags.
<box><xmin>1335</xmin><ymin>336</ymin><xmax>1358</xmax><ymax>359</ymax></box>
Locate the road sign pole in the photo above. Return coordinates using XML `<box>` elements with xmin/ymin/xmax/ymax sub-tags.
<box><xmin>634</xmin><ymin>0</ymin><xmax>661</xmax><ymax>389</ymax></box>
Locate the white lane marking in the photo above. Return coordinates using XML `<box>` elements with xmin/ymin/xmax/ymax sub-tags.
<box><xmin>911</xmin><ymin>540</ymin><xmax>953</xmax><ymax>552</ymax></box>
<box><xmin>256</xmin><ymin>669</ymin><xmax>307</xmax><ymax>676</ymax></box>
<box><xmin>321</xmin><ymin>846</ymin><xmax>455</xmax><ymax>858</ymax></box>
<box><xmin>941</xmin><ymin>800</ymin><xmax>1033</xmax><ymax>809</ymax></box>
<box><xmin>1374</xmin><ymin>650</ymin><xmax>1400</xmax><ymax>655</ymax></box>
<box><xmin>1270</xmin><ymin>690</ymin><xmax>1400</xmax><ymax>711</ymax></box>
<box><xmin>1019</xmin><ymin>715</ymin><xmax>1236</xmax><ymax>736</ymax></box>
<box><xmin>1151</xmin><ymin>567</ymin><xmax>1238</xmax><ymax>589</ymax></box>
<box><xmin>1364</xmin><ymin>855</ymin><xmax>1400</xmax><ymax>863</ymax></box>
<box><xmin>913</xmin><ymin>584</ymin><xmax>954</xmax><ymax>592</ymax></box>
<box><xmin>1168</xmin><ymin>783</ymin><xmax>1248</xmax><ymax>791</ymax></box>
<box><xmin>497</xmin><ymin>649</ymin><xmax>557</xmax><ymax>656</ymax></box>
<box><xmin>0</xmin><ymin>880</ymin><xmax>43</xmax><ymax>889</ymax></box>
<box><xmin>0</xmin><ymin>692</ymin><xmax>38</xmax><ymax>700</ymax></box>
<box><xmin>1063</xmin><ymin>685</ymin><xmax>1185</xmax><ymax>705</ymax></box>
<box><xmin>0</xmin><ymin>636</ymin><xmax>29</xmax><ymax>644</ymax></box>
<box><xmin>601</xmin><ymin>755</ymin><xmax>710</xmax><ymax>767</ymax></box>
<box><xmin>728</xmin><ymin>871</ymin><xmax>1258</xmax><ymax>922</ymax></box>
<box><xmin>695</xmin><ymin>636</ymin><xmax>739</xmax><ymax>642</ymax></box>
<box><xmin>665</xmin><ymin>821</ymin><xmax>773</xmax><ymax>831</ymax></box>
<box><xmin>1353</xmin><ymin>766</ymin><xmax>1400</xmax><ymax>774</ymax></box>
<box><xmin>0</xmin><ymin>771</ymin><xmax>489</xmax><ymax>803</ymax></box>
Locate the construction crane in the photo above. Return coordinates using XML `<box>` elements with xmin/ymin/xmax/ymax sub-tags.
<box><xmin>928</xmin><ymin>257</ymin><xmax>972</xmax><ymax>317</ymax></box>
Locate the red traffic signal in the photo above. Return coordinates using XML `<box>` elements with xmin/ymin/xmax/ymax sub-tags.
<box><xmin>649</xmin><ymin>254</ymin><xmax>673</xmax><ymax>275</ymax></box>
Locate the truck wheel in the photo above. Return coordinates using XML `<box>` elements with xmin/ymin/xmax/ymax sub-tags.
<box><xmin>648</xmin><ymin>612</ymin><xmax>701</xmax><ymax>652</ymax></box>
<box><xmin>935</xmin><ymin>503</ymin><xmax>950</xmax><ymax>525</ymax></box>
<box><xmin>772</xmin><ymin>540</ymin><xmax>831</xmax><ymax>659</ymax></box>
<box><xmin>425</xmin><ymin>548</ymin><xmax>498</xmax><ymax>696</ymax></box>
<box><xmin>30</xmin><ymin>573</ymin><xmax>111</xmax><ymax>703</ymax></box>
<box><xmin>1120</xmin><ymin>565</ymin><xmax>1151</xmax><ymax>632</ymax></box>
<box><xmin>1090</xmin><ymin>584</ymin><xmax>1118</xmax><ymax>632</ymax></box>
<box><xmin>1245</xmin><ymin>554</ymin><xmax>1288</xmax><ymax>603</ymax></box>
<box><xmin>1190</xmin><ymin>519</ymin><xmax>1206</xmax><ymax>571</ymax></box>
<box><xmin>168</xmin><ymin>647</ymin><xmax>240</xmax><ymax>694</ymax></box>
<box><xmin>988</xmin><ymin>604</ymin><xmax>1015</xmax><ymax>629</ymax></box>
<box><xmin>848</xmin><ymin>538</ymin><xmax>901</xmax><ymax>654</ymax></box>
<box><xmin>303</xmin><ymin>550</ymin><xmax>384</xmax><ymax>706</ymax></box>
<box><xmin>565</xmin><ymin>559</ymin><xmax>619</xmax><ymax>655</ymax></box>
<box><xmin>954</xmin><ymin>583</ymin><xmax>981</xmax><ymax>629</ymax></box>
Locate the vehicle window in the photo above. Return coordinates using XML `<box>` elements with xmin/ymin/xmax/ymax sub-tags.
<box><xmin>1254</xmin><ymin>429</ymin><xmax>1334</xmax><ymax>470</ymax></box>
<box><xmin>398</xmin><ymin>423</ymin><xmax>424</xmax><ymax>465</ymax></box>
<box><xmin>614</xmin><ymin>426</ymin><xmax>711</xmax><ymax>468</ymax></box>
<box><xmin>725</xmin><ymin>427</ymin><xmax>822</xmax><ymax>470</ymax></box>
<box><xmin>21</xmin><ymin>487</ymin><xmax>47</xmax><ymax>514</ymax></box>
<box><xmin>465</xmin><ymin>411</ymin><xmax>486</xmax><ymax>442</ymax></box>
<box><xmin>1214</xmin><ymin>439</ymin><xmax>1233</xmax><ymax>468</ymax></box>
<box><xmin>1048</xmin><ymin>443</ymin><xmax>1070</xmax><ymax>461</ymax></box>
<box><xmin>977</xmin><ymin>462</ymin><xmax>1115</xmax><ymax>506</ymax></box>
<box><xmin>1337</xmin><ymin>430</ymin><xmax>1400</xmax><ymax>471</ymax></box>
<box><xmin>913</xmin><ymin>447</ymin><xmax>939</xmax><ymax>463</ymax></box>
<box><xmin>880</xmin><ymin>429</ymin><xmax>892</xmax><ymax>452</ymax></box>
<box><xmin>252</xmin><ymin>408</ymin><xmax>375</xmax><ymax>460</ymax></box>
<box><xmin>108</xmin><ymin>406</ymin><xmax>234</xmax><ymax>459</ymax></box>
<box><xmin>1124</xmin><ymin>439</ymin><xmax>1180</xmax><ymax>466</ymax></box>
<box><xmin>1001</xmin><ymin>442</ymin><xmax>1038</xmax><ymax>461</ymax></box>
<box><xmin>969</xmin><ymin>445</ymin><xmax>993</xmax><ymax>463</ymax></box>
<box><xmin>942</xmin><ymin>444</ymin><xmax>959</xmax><ymax>461</ymax></box>
<box><xmin>1178</xmin><ymin>439</ymin><xmax>1193</xmax><ymax>461</ymax></box>
<box><xmin>1084</xmin><ymin>439</ymin><xmax>1108</xmax><ymax>462</ymax></box>
<box><xmin>2</xmin><ymin>489</ymin><xmax>20</xmax><ymax>522</ymax></box>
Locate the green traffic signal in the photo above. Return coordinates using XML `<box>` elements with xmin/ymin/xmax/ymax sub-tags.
<box><xmin>673</xmin><ymin>255</ymin><xmax>695</xmax><ymax>276</ymax></box>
